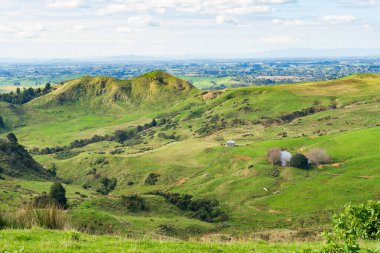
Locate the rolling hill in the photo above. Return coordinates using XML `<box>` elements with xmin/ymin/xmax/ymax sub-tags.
<box><xmin>0</xmin><ymin>71</ymin><xmax>379</xmax><ymax>241</ymax></box>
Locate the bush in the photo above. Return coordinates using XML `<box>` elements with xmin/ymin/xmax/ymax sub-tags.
<box><xmin>267</xmin><ymin>148</ymin><xmax>281</xmax><ymax>165</ymax></box>
<box><xmin>145</xmin><ymin>173</ymin><xmax>160</xmax><ymax>185</ymax></box>
<box><xmin>307</xmin><ymin>148</ymin><xmax>331</xmax><ymax>165</ymax></box>
<box><xmin>151</xmin><ymin>191</ymin><xmax>228</xmax><ymax>222</ymax></box>
<box><xmin>120</xmin><ymin>195</ymin><xmax>146</xmax><ymax>212</ymax></box>
<box><xmin>54</xmin><ymin>150</ymin><xmax>80</xmax><ymax>160</ymax></box>
<box><xmin>290</xmin><ymin>153</ymin><xmax>309</xmax><ymax>169</ymax></box>
<box><xmin>320</xmin><ymin>201</ymin><xmax>380</xmax><ymax>252</ymax></box>
<box><xmin>49</xmin><ymin>182</ymin><xmax>67</xmax><ymax>209</ymax></box>
<box><xmin>6</xmin><ymin>132</ymin><xmax>18</xmax><ymax>143</ymax></box>
<box><xmin>96</xmin><ymin>177</ymin><xmax>117</xmax><ymax>195</ymax></box>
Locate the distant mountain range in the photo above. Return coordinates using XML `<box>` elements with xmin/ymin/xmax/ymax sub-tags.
<box><xmin>1</xmin><ymin>48</ymin><xmax>380</xmax><ymax>63</ymax></box>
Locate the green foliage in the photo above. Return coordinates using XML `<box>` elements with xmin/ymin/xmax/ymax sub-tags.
<box><xmin>321</xmin><ymin>201</ymin><xmax>380</xmax><ymax>253</ymax></box>
<box><xmin>65</xmin><ymin>230</ymin><xmax>81</xmax><ymax>241</ymax></box>
<box><xmin>54</xmin><ymin>151</ymin><xmax>80</xmax><ymax>160</ymax></box>
<box><xmin>290</xmin><ymin>153</ymin><xmax>309</xmax><ymax>169</ymax></box>
<box><xmin>0</xmin><ymin>116</ymin><xmax>4</xmax><ymax>128</ymax></box>
<box><xmin>152</xmin><ymin>192</ymin><xmax>228</xmax><ymax>222</ymax></box>
<box><xmin>0</xmin><ymin>83</ymin><xmax>52</xmax><ymax>104</ymax></box>
<box><xmin>49</xmin><ymin>182</ymin><xmax>67</xmax><ymax>209</ymax></box>
<box><xmin>6</xmin><ymin>133</ymin><xmax>17</xmax><ymax>143</ymax></box>
<box><xmin>0</xmin><ymin>205</ymin><xmax>66</xmax><ymax>230</ymax></box>
<box><xmin>144</xmin><ymin>173</ymin><xmax>160</xmax><ymax>185</ymax></box>
<box><xmin>120</xmin><ymin>195</ymin><xmax>146</xmax><ymax>212</ymax></box>
<box><xmin>96</xmin><ymin>177</ymin><xmax>117</xmax><ymax>195</ymax></box>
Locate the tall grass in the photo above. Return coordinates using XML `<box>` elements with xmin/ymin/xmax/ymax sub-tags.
<box><xmin>0</xmin><ymin>204</ymin><xmax>67</xmax><ymax>230</ymax></box>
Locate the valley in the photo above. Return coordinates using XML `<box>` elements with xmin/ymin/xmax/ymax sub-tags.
<box><xmin>0</xmin><ymin>71</ymin><xmax>379</xmax><ymax>251</ymax></box>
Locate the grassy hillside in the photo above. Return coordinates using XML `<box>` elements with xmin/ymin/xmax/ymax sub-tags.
<box><xmin>0</xmin><ymin>72</ymin><xmax>379</xmax><ymax>240</ymax></box>
<box><xmin>0</xmin><ymin>136</ymin><xmax>51</xmax><ymax>180</ymax></box>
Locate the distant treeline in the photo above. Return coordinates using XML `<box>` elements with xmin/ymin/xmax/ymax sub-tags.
<box><xmin>0</xmin><ymin>83</ymin><xmax>53</xmax><ymax>104</ymax></box>
<box><xmin>31</xmin><ymin>118</ymin><xmax>164</xmax><ymax>155</ymax></box>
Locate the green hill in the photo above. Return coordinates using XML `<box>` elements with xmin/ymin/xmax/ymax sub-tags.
<box><xmin>0</xmin><ymin>72</ymin><xmax>379</xmax><ymax>239</ymax></box>
<box><xmin>30</xmin><ymin>71</ymin><xmax>197</xmax><ymax>111</ymax></box>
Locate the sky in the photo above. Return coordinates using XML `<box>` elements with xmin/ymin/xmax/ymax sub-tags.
<box><xmin>0</xmin><ymin>0</ymin><xmax>379</xmax><ymax>58</ymax></box>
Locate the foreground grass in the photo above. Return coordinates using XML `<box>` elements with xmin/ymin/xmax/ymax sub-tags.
<box><xmin>0</xmin><ymin>228</ymin><xmax>325</xmax><ymax>253</ymax></box>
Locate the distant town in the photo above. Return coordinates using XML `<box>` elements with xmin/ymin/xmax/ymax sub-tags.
<box><xmin>1</xmin><ymin>57</ymin><xmax>380</xmax><ymax>92</ymax></box>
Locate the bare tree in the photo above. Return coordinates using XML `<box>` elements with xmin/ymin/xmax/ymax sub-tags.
<box><xmin>307</xmin><ymin>148</ymin><xmax>331</xmax><ymax>165</ymax></box>
<box><xmin>267</xmin><ymin>148</ymin><xmax>281</xmax><ymax>165</ymax></box>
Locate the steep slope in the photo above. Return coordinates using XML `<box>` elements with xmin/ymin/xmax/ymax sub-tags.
<box><xmin>29</xmin><ymin>71</ymin><xmax>197</xmax><ymax>110</ymax></box>
<box><xmin>0</xmin><ymin>137</ymin><xmax>50</xmax><ymax>179</ymax></box>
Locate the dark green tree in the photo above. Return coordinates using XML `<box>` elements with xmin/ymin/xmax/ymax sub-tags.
<box><xmin>290</xmin><ymin>153</ymin><xmax>309</xmax><ymax>169</ymax></box>
<box><xmin>49</xmin><ymin>182</ymin><xmax>67</xmax><ymax>209</ymax></box>
<box><xmin>43</xmin><ymin>83</ymin><xmax>51</xmax><ymax>93</ymax></box>
<box><xmin>6</xmin><ymin>132</ymin><xmax>18</xmax><ymax>143</ymax></box>
<box><xmin>150</xmin><ymin>119</ymin><xmax>157</xmax><ymax>127</ymax></box>
<box><xmin>0</xmin><ymin>116</ymin><xmax>4</xmax><ymax>128</ymax></box>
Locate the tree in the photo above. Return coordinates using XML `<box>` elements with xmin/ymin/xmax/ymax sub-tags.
<box><xmin>0</xmin><ymin>116</ymin><xmax>4</xmax><ymax>128</ymax></box>
<box><xmin>267</xmin><ymin>148</ymin><xmax>281</xmax><ymax>165</ymax></box>
<box><xmin>16</xmin><ymin>87</ymin><xmax>20</xmax><ymax>94</ymax></box>
<box><xmin>49</xmin><ymin>182</ymin><xmax>67</xmax><ymax>209</ymax></box>
<box><xmin>6</xmin><ymin>132</ymin><xmax>18</xmax><ymax>143</ymax></box>
<box><xmin>150</xmin><ymin>119</ymin><xmax>157</xmax><ymax>127</ymax></box>
<box><xmin>307</xmin><ymin>148</ymin><xmax>330</xmax><ymax>165</ymax></box>
<box><xmin>43</xmin><ymin>83</ymin><xmax>51</xmax><ymax>93</ymax></box>
<box><xmin>290</xmin><ymin>153</ymin><xmax>309</xmax><ymax>169</ymax></box>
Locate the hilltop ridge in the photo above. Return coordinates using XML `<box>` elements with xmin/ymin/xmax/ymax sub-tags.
<box><xmin>29</xmin><ymin>71</ymin><xmax>197</xmax><ymax>110</ymax></box>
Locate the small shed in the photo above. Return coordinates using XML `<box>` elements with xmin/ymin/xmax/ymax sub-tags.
<box><xmin>280</xmin><ymin>151</ymin><xmax>292</xmax><ymax>167</ymax></box>
<box><xmin>225</xmin><ymin>140</ymin><xmax>235</xmax><ymax>147</ymax></box>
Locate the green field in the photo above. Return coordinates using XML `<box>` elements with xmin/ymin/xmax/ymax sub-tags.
<box><xmin>1</xmin><ymin>71</ymin><xmax>380</xmax><ymax>249</ymax></box>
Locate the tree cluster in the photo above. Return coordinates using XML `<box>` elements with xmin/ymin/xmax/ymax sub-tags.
<box><xmin>120</xmin><ymin>194</ymin><xmax>146</xmax><ymax>212</ymax></box>
<box><xmin>0</xmin><ymin>83</ymin><xmax>52</xmax><ymax>104</ymax></box>
<box><xmin>96</xmin><ymin>177</ymin><xmax>117</xmax><ymax>195</ymax></box>
<box><xmin>151</xmin><ymin>191</ymin><xmax>228</xmax><ymax>222</ymax></box>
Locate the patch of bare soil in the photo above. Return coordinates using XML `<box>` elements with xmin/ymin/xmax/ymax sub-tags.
<box><xmin>175</xmin><ymin>177</ymin><xmax>188</xmax><ymax>185</ymax></box>
<box><xmin>234</xmin><ymin>155</ymin><xmax>252</xmax><ymax>161</ymax></box>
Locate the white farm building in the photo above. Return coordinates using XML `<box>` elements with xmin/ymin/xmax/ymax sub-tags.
<box><xmin>280</xmin><ymin>151</ymin><xmax>292</xmax><ymax>167</ymax></box>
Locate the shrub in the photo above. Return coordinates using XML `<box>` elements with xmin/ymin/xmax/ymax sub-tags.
<box><xmin>49</xmin><ymin>182</ymin><xmax>67</xmax><ymax>209</ymax></box>
<box><xmin>321</xmin><ymin>201</ymin><xmax>380</xmax><ymax>252</ymax></box>
<box><xmin>6</xmin><ymin>132</ymin><xmax>18</xmax><ymax>143</ymax></box>
<box><xmin>145</xmin><ymin>173</ymin><xmax>160</xmax><ymax>185</ymax></box>
<box><xmin>96</xmin><ymin>177</ymin><xmax>117</xmax><ymax>195</ymax></box>
<box><xmin>120</xmin><ymin>195</ymin><xmax>146</xmax><ymax>212</ymax></box>
<box><xmin>0</xmin><ymin>116</ymin><xmax>4</xmax><ymax>128</ymax></box>
<box><xmin>267</xmin><ymin>148</ymin><xmax>281</xmax><ymax>165</ymax></box>
<box><xmin>307</xmin><ymin>148</ymin><xmax>331</xmax><ymax>165</ymax></box>
<box><xmin>55</xmin><ymin>150</ymin><xmax>80</xmax><ymax>160</ymax></box>
<box><xmin>290</xmin><ymin>153</ymin><xmax>309</xmax><ymax>169</ymax></box>
<box><xmin>151</xmin><ymin>191</ymin><xmax>228</xmax><ymax>222</ymax></box>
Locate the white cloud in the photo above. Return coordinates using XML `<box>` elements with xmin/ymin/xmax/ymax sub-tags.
<box><xmin>339</xmin><ymin>0</ymin><xmax>379</xmax><ymax>7</ymax></box>
<box><xmin>126</xmin><ymin>16</ymin><xmax>160</xmax><ymax>27</ymax></box>
<box><xmin>216</xmin><ymin>15</ymin><xmax>239</xmax><ymax>25</ymax></box>
<box><xmin>273</xmin><ymin>15</ymin><xmax>357</xmax><ymax>26</ymax></box>
<box><xmin>96</xmin><ymin>3</ymin><xmax>128</xmax><ymax>16</ymax></box>
<box><xmin>97</xmin><ymin>0</ymin><xmax>294</xmax><ymax>17</ymax></box>
<box><xmin>116</xmin><ymin>27</ymin><xmax>133</xmax><ymax>33</ymax></box>
<box><xmin>45</xmin><ymin>0</ymin><xmax>86</xmax><ymax>8</ymax></box>
<box><xmin>272</xmin><ymin>18</ymin><xmax>308</xmax><ymax>26</ymax></box>
<box><xmin>260</xmin><ymin>36</ymin><xmax>299</xmax><ymax>44</ymax></box>
<box><xmin>73</xmin><ymin>25</ymin><xmax>87</xmax><ymax>31</ymax></box>
<box><xmin>320</xmin><ymin>15</ymin><xmax>356</xmax><ymax>24</ymax></box>
<box><xmin>0</xmin><ymin>25</ymin><xmax>14</xmax><ymax>33</ymax></box>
